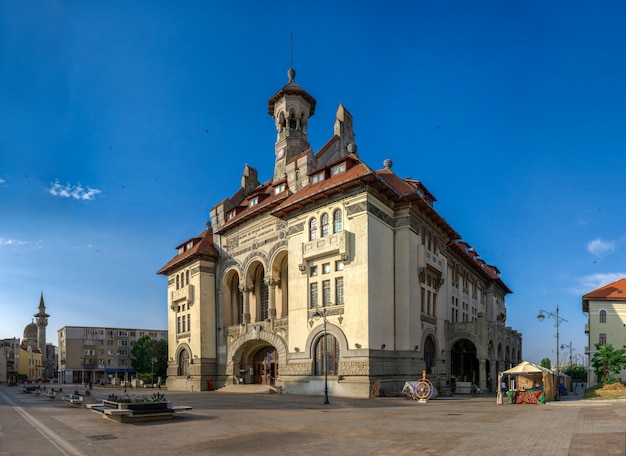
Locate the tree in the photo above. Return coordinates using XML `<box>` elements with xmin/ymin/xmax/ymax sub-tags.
<box><xmin>590</xmin><ymin>343</ymin><xmax>626</xmax><ymax>385</ymax></box>
<box><xmin>131</xmin><ymin>335</ymin><xmax>168</xmax><ymax>384</ymax></box>
<box><xmin>563</xmin><ymin>363</ymin><xmax>587</xmax><ymax>383</ymax></box>
<box><xmin>540</xmin><ymin>357</ymin><xmax>552</xmax><ymax>369</ymax></box>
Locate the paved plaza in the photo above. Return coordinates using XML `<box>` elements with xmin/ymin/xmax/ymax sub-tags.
<box><xmin>1</xmin><ymin>384</ymin><xmax>625</xmax><ymax>455</ymax></box>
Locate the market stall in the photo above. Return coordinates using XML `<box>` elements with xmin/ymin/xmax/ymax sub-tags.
<box><xmin>498</xmin><ymin>361</ymin><xmax>557</xmax><ymax>404</ymax></box>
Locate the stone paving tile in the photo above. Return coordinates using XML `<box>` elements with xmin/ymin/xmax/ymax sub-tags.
<box><xmin>2</xmin><ymin>386</ymin><xmax>626</xmax><ymax>456</ymax></box>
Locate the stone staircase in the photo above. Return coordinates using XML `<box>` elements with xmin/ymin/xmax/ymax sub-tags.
<box><xmin>217</xmin><ymin>384</ymin><xmax>282</xmax><ymax>394</ymax></box>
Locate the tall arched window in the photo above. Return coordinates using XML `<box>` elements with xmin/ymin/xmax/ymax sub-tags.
<box><xmin>321</xmin><ymin>213</ymin><xmax>329</xmax><ymax>237</ymax></box>
<box><xmin>600</xmin><ymin>310</ymin><xmax>607</xmax><ymax>323</ymax></box>
<box><xmin>176</xmin><ymin>275</ymin><xmax>180</xmax><ymax>289</ymax></box>
<box><xmin>333</xmin><ymin>209</ymin><xmax>343</xmax><ymax>233</ymax></box>
<box><xmin>178</xmin><ymin>350</ymin><xmax>189</xmax><ymax>376</ymax></box>
<box><xmin>309</xmin><ymin>218</ymin><xmax>318</xmax><ymax>241</ymax></box>
<box><xmin>260</xmin><ymin>270</ymin><xmax>269</xmax><ymax>321</ymax></box>
<box><xmin>186</xmin><ymin>270</ymin><xmax>190</xmax><ymax>285</ymax></box>
<box><xmin>314</xmin><ymin>333</ymin><xmax>339</xmax><ymax>376</ymax></box>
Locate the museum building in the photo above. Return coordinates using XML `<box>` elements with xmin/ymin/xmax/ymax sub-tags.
<box><xmin>158</xmin><ymin>68</ymin><xmax>522</xmax><ymax>397</ymax></box>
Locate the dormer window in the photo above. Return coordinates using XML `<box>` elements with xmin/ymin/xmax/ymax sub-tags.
<box><xmin>249</xmin><ymin>197</ymin><xmax>259</xmax><ymax>207</ymax></box>
<box><xmin>275</xmin><ymin>183</ymin><xmax>286</xmax><ymax>194</ymax></box>
<box><xmin>331</xmin><ymin>162</ymin><xmax>346</xmax><ymax>175</ymax></box>
<box><xmin>227</xmin><ymin>210</ymin><xmax>236</xmax><ymax>220</ymax></box>
<box><xmin>311</xmin><ymin>171</ymin><xmax>325</xmax><ymax>184</ymax></box>
<box><xmin>186</xmin><ymin>241</ymin><xmax>194</xmax><ymax>249</ymax></box>
<box><xmin>178</xmin><ymin>246</ymin><xmax>184</xmax><ymax>254</ymax></box>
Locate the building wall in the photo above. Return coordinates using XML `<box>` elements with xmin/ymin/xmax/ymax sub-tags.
<box><xmin>58</xmin><ymin>326</ymin><xmax>167</xmax><ymax>384</ymax></box>
<box><xmin>586</xmin><ymin>300</ymin><xmax>626</xmax><ymax>385</ymax></box>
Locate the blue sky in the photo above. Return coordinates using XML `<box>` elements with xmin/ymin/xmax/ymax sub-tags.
<box><xmin>2</xmin><ymin>1</ymin><xmax>626</xmax><ymax>367</ymax></box>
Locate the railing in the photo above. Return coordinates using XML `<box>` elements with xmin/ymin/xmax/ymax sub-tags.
<box><xmin>302</xmin><ymin>230</ymin><xmax>349</xmax><ymax>261</ymax></box>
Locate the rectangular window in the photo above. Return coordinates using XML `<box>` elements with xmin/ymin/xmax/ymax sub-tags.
<box><xmin>322</xmin><ymin>280</ymin><xmax>331</xmax><ymax>306</ymax></box>
<box><xmin>249</xmin><ymin>196</ymin><xmax>258</xmax><ymax>207</ymax></box>
<box><xmin>187</xmin><ymin>314</ymin><xmax>191</xmax><ymax>332</ymax></box>
<box><xmin>331</xmin><ymin>162</ymin><xmax>346</xmax><ymax>175</ymax></box>
<box><xmin>182</xmin><ymin>315</ymin><xmax>186</xmax><ymax>332</ymax></box>
<box><xmin>310</xmin><ymin>265</ymin><xmax>318</xmax><ymax>277</ymax></box>
<box><xmin>227</xmin><ymin>210</ymin><xmax>236</xmax><ymax>220</ymax></box>
<box><xmin>322</xmin><ymin>263</ymin><xmax>331</xmax><ymax>274</ymax></box>
<box><xmin>311</xmin><ymin>171</ymin><xmax>325</xmax><ymax>184</ymax></box>
<box><xmin>335</xmin><ymin>277</ymin><xmax>344</xmax><ymax>305</ymax></box>
<box><xmin>274</xmin><ymin>183</ymin><xmax>285</xmax><ymax>194</ymax></box>
<box><xmin>177</xmin><ymin>316</ymin><xmax>181</xmax><ymax>333</ymax></box>
<box><xmin>335</xmin><ymin>261</ymin><xmax>344</xmax><ymax>271</ymax></box>
<box><xmin>599</xmin><ymin>333</ymin><xmax>607</xmax><ymax>345</ymax></box>
<box><xmin>310</xmin><ymin>283</ymin><xmax>318</xmax><ymax>309</ymax></box>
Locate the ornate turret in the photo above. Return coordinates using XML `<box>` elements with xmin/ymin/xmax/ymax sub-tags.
<box><xmin>268</xmin><ymin>68</ymin><xmax>316</xmax><ymax>181</ymax></box>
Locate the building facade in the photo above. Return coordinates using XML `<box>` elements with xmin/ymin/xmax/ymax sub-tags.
<box><xmin>158</xmin><ymin>69</ymin><xmax>522</xmax><ymax>396</ymax></box>
<box><xmin>18</xmin><ymin>345</ymin><xmax>42</xmax><ymax>381</ymax></box>
<box><xmin>0</xmin><ymin>338</ymin><xmax>20</xmax><ymax>384</ymax></box>
<box><xmin>582</xmin><ymin>278</ymin><xmax>626</xmax><ymax>386</ymax></box>
<box><xmin>58</xmin><ymin>326</ymin><xmax>167</xmax><ymax>384</ymax></box>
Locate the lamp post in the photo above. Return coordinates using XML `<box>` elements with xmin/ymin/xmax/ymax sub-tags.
<box><xmin>561</xmin><ymin>342</ymin><xmax>575</xmax><ymax>392</ymax></box>
<box><xmin>537</xmin><ymin>306</ymin><xmax>567</xmax><ymax>400</ymax></box>
<box><xmin>151</xmin><ymin>357</ymin><xmax>157</xmax><ymax>387</ymax></box>
<box><xmin>312</xmin><ymin>307</ymin><xmax>330</xmax><ymax>405</ymax></box>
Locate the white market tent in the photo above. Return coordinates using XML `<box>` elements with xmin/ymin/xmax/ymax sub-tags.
<box><xmin>497</xmin><ymin>361</ymin><xmax>558</xmax><ymax>404</ymax></box>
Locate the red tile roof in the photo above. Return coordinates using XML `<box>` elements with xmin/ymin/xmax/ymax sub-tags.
<box><xmin>583</xmin><ymin>278</ymin><xmax>626</xmax><ymax>300</ymax></box>
<box><xmin>157</xmin><ymin>228</ymin><xmax>219</xmax><ymax>275</ymax></box>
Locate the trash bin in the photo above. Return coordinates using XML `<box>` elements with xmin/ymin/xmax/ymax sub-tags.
<box><xmin>506</xmin><ymin>390</ymin><xmax>515</xmax><ymax>404</ymax></box>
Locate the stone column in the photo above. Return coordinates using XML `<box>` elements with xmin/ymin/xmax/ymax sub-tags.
<box><xmin>479</xmin><ymin>358</ymin><xmax>487</xmax><ymax>392</ymax></box>
<box><xmin>240</xmin><ymin>285</ymin><xmax>253</xmax><ymax>324</ymax></box>
<box><xmin>266</xmin><ymin>278</ymin><xmax>280</xmax><ymax>319</ymax></box>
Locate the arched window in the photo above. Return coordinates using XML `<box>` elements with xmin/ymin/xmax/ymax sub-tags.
<box><xmin>321</xmin><ymin>213</ymin><xmax>329</xmax><ymax>237</ymax></box>
<box><xmin>178</xmin><ymin>350</ymin><xmax>189</xmax><ymax>376</ymax></box>
<box><xmin>309</xmin><ymin>218</ymin><xmax>318</xmax><ymax>241</ymax></box>
<box><xmin>260</xmin><ymin>270</ymin><xmax>269</xmax><ymax>321</ymax></box>
<box><xmin>314</xmin><ymin>333</ymin><xmax>339</xmax><ymax>376</ymax></box>
<box><xmin>176</xmin><ymin>275</ymin><xmax>180</xmax><ymax>290</ymax></box>
<box><xmin>186</xmin><ymin>270</ymin><xmax>190</xmax><ymax>285</ymax></box>
<box><xmin>333</xmin><ymin>209</ymin><xmax>343</xmax><ymax>233</ymax></box>
<box><xmin>600</xmin><ymin>310</ymin><xmax>607</xmax><ymax>323</ymax></box>
<box><xmin>424</xmin><ymin>336</ymin><xmax>436</xmax><ymax>374</ymax></box>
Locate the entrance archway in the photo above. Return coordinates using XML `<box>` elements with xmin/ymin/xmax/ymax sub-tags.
<box><xmin>451</xmin><ymin>339</ymin><xmax>478</xmax><ymax>383</ymax></box>
<box><xmin>252</xmin><ymin>347</ymin><xmax>277</xmax><ymax>385</ymax></box>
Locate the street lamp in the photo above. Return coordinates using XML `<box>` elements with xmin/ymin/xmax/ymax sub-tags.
<box><xmin>537</xmin><ymin>306</ymin><xmax>567</xmax><ymax>400</ymax></box>
<box><xmin>151</xmin><ymin>357</ymin><xmax>157</xmax><ymax>387</ymax></box>
<box><xmin>312</xmin><ymin>307</ymin><xmax>330</xmax><ymax>405</ymax></box>
<box><xmin>561</xmin><ymin>342</ymin><xmax>575</xmax><ymax>392</ymax></box>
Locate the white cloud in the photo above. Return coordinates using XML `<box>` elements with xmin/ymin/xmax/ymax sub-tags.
<box><xmin>0</xmin><ymin>238</ymin><xmax>27</xmax><ymax>247</ymax></box>
<box><xmin>0</xmin><ymin>178</ymin><xmax>5</xmax><ymax>184</ymax></box>
<box><xmin>571</xmin><ymin>272</ymin><xmax>626</xmax><ymax>295</ymax></box>
<box><xmin>47</xmin><ymin>181</ymin><xmax>102</xmax><ymax>201</ymax></box>
<box><xmin>587</xmin><ymin>238</ymin><xmax>615</xmax><ymax>256</ymax></box>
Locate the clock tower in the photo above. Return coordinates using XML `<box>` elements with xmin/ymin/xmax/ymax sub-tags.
<box><xmin>268</xmin><ymin>67</ymin><xmax>316</xmax><ymax>181</ymax></box>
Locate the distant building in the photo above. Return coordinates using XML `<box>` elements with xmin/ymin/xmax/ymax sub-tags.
<box><xmin>582</xmin><ymin>278</ymin><xmax>626</xmax><ymax>386</ymax></box>
<box><xmin>158</xmin><ymin>68</ymin><xmax>522</xmax><ymax>396</ymax></box>
<box><xmin>0</xmin><ymin>338</ymin><xmax>20</xmax><ymax>384</ymax></box>
<box><xmin>57</xmin><ymin>326</ymin><xmax>167</xmax><ymax>384</ymax></box>
<box><xmin>18</xmin><ymin>345</ymin><xmax>42</xmax><ymax>381</ymax></box>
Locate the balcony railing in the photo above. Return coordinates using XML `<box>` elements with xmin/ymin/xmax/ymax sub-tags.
<box><xmin>302</xmin><ymin>230</ymin><xmax>349</xmax><ymax>261</ymax></box>
<box><xmin>170</xmin><ymin>284</ymin><xmax>194</xmax><ymax>308</ymax></box>
<box><xmin>417</xmin><ymin>245</ymin><xmax>446</xmax><ymax>272</ymax></box>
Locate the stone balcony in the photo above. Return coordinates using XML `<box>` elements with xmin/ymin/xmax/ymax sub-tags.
<box><xmin>302</xmin><ymin>230</ymin><xmax>349</xmax><ymax>262</ymax></box>
<box><xmin>417</xmin><ymin>244</ymin><xmax>446</xmax><ymax>273</ymax></box>
<box><xmin>170</xmin><ymin>284</ymin><xmax>194</xmax><ymax>308</ymax></box>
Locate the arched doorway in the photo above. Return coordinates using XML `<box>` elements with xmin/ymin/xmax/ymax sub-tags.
<box><xmin>253</xmin><ymin>346</ymin><xmax>277</xmax><ymax>385</ymax></box>
<box><xmin>451</xmin><ymin>339</ymin><xmax>478</xmax><ymax>383</ymax></box>
<box><xmin>424</xmin><ymin>335</ymin><xmax>436</xmax><ymax>374</ymax></box>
